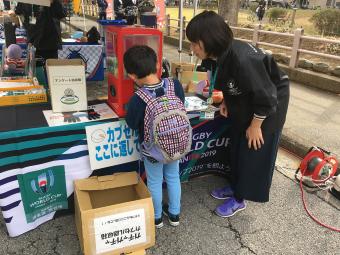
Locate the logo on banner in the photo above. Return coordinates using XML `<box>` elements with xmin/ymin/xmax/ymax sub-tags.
<box><xmin>66</xmin><ymin>48</ymin><xmax>89</xmax><ymax>74</ymax></box>
<box><xmin>18</xmin><ymin>166</ymin><xmax>68</xmax><ymax>223</ymax></box>
<box><xmin>30</xmin><ymin>170</ymin><xmax>54</xmax><ymax>194</ymax></box>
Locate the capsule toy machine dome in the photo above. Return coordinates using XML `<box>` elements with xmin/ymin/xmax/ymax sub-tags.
<box><xmin>105</xmin><ymin>25</ymin><xmax>163</xmax><ymax>117</ymax></box>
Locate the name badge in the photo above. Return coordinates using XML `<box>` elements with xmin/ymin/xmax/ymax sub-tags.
<box><xmin>199</xmin><ymin>110</ymin><xmax>215</xmax><ymax>120</ymax></box>
<box><xmin>29</xmin><ymin>17</ymin><xmax>37</xmax><ymax>25</ymax></box>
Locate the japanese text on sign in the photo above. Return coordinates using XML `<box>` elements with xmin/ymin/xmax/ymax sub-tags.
<box><xmin>53</xmin><ymin>76</ymin><xmax>83</xmax><ymax>86</ymax></box>
<box><xmin>94</xmin><ymin>209</ymin><xmax>146</xmax><ymax>253</ymax></box>
<box><xmin>86</xmin><ymin>120</ymin><xmax>140</xmax><ymax>170</ymax></box>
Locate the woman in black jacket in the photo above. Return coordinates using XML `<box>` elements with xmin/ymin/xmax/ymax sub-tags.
<box><xmin>186</xmin><ymin>11</ymin><xmax>290</xmax><ymax>217</ymax></box>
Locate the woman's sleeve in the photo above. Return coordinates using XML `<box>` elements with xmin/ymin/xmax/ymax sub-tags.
<box><xmin>239</xmin><ymin>54</ymin><xmax>278</xmax><ymax>120</ymax></box>
<box><xmin>173</xmin><ymin>79</ymin><xmax>185</xmax><ymax>103</ymax></box>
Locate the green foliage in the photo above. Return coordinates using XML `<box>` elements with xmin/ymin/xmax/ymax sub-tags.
<box><xmin>310</xmin><ymin>9</ymin><xmax>340</xmax><ymax>36</ymax></box>
<box><xmin>266</xmin><ymin>7</ymin><xmax>288</xmax><ymax>23</ymax></box>
<box><xmin>247</xmin><ymin>9</ymin><xmax>257</xmax><ymax>23</ymax></box>
<box><xmin>249</xmin><ymin>2</ymin><xmax>258</xmax><ymax>14</ymax></box>
<box><xmin>326</xmin><ymin>43</ymin><xmax>340</xmax><ymax>55</ymax></box>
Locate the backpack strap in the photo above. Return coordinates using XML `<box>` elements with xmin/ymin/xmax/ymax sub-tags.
<box><xmin>135</xmin><ymin>88</ymin><xmax>153</xmax><ymax>104</ymax></box>
<box><xmin>164</xmin><ymin>78</ymin><xmax>176</xmax><ymax>97</ymax></box>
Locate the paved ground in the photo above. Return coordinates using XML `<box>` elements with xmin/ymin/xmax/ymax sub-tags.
<box><xmin>0</xmin><ymin>160</ymin><xmax>339</xmax><ymax>255</ymax></box>
<box><xmin>0</xmin><ymin>16</ymin><xmax>339</xmax><ymax>255</ymax></box>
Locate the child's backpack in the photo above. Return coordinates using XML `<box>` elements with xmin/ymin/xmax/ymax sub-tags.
<box><xmin>136</xmin><ymin>78</ymin><xmax>192</xmax><ymax>163</ymax></box>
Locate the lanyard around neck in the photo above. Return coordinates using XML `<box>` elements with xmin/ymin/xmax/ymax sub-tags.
<box><xmin>209</xmin><ymin>66</ymin><xmax>218</xmax><ymax>98</ymax></box>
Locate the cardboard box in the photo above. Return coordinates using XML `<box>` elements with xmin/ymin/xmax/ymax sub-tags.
<box><xmin>180</xmin><ymin>70</ymin><xmax>207</xmax><ymax>85</ymax></box>
<box><xmin>128</xmin><ymin>250</ymin><xmax>146</xmax><ymax>255</ymax></box>
<box><xmin>74</xmin><ymin>172</ymin><xmax>155</xmax><ymax>255</ymax></box>
<box><xmin>171</xmin><ymin>62</ymin><xmax>194</xmax><ymax>78</ymax></box>
<box><xmin>179</xmin><ymin>70</ymin><xmax>208</xmax><ymax>93</ymax></box>
<box><xmin>46</xmin><ymin>59</ymin><xmax>87</xmax><ymax>113</ymax></box>
<box><xmin>16</xmin><ymin>0</ymin><xmax>51</xmax><ymax>6</ymax></box>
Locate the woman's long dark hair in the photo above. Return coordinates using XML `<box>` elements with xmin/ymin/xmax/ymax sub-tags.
<box><xmin>186</xmin><ymin>11</ymin><xmax>233</xmax><ymax>58</ymax></box>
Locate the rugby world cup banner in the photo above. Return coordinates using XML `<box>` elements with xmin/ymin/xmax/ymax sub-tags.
<box><xmin>0</xmin><ymin>116</ymin><xmax>231</xmax><ymax>237</ymax></box>
<box><xmin>17</xmin><ymin>166</ymin><xmax>68</xmax><ymax>223</ymax></box>
<box><xmin>180</xmin><ymin>116</ymin><xmax>231</xmax><ymax>181</ymax></box>
<box><xmin>0</xmin><ymin>121</ymin><xmax>113</xmax><ymax>237</ymax></box>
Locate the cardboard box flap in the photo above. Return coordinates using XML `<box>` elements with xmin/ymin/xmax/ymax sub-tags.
<box><xmin>75</xmin><ymin>172</ymin><xmax>139</xmax><ymax>191</ymax></box>
<box><xmin>46</xmin><ymin>59</ymin><xmax>85</xmax><ymax>67</ymax></box>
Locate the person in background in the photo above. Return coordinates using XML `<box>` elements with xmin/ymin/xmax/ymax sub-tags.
<box><xmin>186</xmin><ymin>11</ymin><xmax>290</xmax><ymax>218</ymax></box>
<box><xmin>86</xmin><ymin>26</ymin><xmax>100</xmax><ymax>43</ymax></box>
<box><xmin>256</xmin><ymin>3</ymin><xmax>265</xmax><ymax>21</ymax></box>
<box><xmin>123</xmin><ymin>0</ymin><xmax>138</xmax><ymax>25</ymax></box>
<box><xmin>16</xmin><ymin>0</ymin><xmax>66</xmax><ymax>61</ymax></box>
<box><xmin>124</xmin><ymin>45</ymin><xmax>186</xmax><ymax>228</ymax></box>
<box><xmin>97</xmin><ymin>0</ymin><xmax>108</xmax><ymax>20</ymax></box>
<box><xmin>114</xmin><ymin>0</ymin><xmax>125</xmax><ymax>19</ymax></box>
<box><xmin>3</xmin><ymin>0</ymin><xmax>10</xmax><ymax>10</ymax></box>
<box><xmin>15</xmin><ymin>3</ymin><xmax>37</xmax><ymax>32</ymax></box>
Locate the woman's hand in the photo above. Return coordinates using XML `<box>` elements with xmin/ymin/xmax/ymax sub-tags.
<box><xmin>246</xmin><ymin>118</ymin><xmax>264</xmax><ymax>150</ymax></box>
<box><xmin>219</xmin><ymin>100</ymin><xmax>228</xmax><ymax>117</ymax></box>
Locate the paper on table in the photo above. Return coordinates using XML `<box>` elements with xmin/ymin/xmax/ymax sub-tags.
<box><xmin>43</xmin><ymin>103</ymin><xmax>119</xmax><ymax>127</ymax></box>
<box><xmin>185</xmin><ymin>96</ymin><xmax>218</xmax><ymax>119</ymax></box>
<box><xmin>185</xmin><ymin>96</ymin><xmax>209</xmax><ymax>112</ymax></box>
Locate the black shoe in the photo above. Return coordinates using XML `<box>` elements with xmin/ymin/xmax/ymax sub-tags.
<box><xmin>155</xmin><ymin>217</ymin><xmax>163</xmax><ymax>229</ymax></box>
<box><xmin>162</xmin><ymin>204</ymin><xmax>180</xmax><ymax>227</ymax></box>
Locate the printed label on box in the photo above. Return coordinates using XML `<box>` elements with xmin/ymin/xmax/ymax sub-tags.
<box><xmin>94</xmin><ymin>209</ymin><xmax>147</xmax><ymax>254</ymax></box>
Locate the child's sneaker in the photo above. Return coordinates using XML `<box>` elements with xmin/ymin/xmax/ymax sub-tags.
<box><xmin>162</xmin><ymin>204</ymin><xmax>180</xmax><ymax>227</ymax></box>
<box><xmin>210</xmin><ymin>186</ymin><xmax>234</xmax><ymax>199</ymax></box>
<box><xmin>214</xmin><ymin>197</ymin><xmax>246</xmax><ymax>218</ymax></box>
<box><xmin>155</xmin><ymin>217</ymin><xmax>163</xmax><ymax>229</ymax></box>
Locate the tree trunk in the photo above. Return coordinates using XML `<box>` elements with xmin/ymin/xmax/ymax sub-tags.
<box><xmin>218</xmin><ymin>0</ymin><xmax>240</xmax><ymax>26</ymax></box>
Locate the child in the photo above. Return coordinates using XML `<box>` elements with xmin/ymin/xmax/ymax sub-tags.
<box><xmin>124</xmin><ymin>45</ymin><xmax>187</xmax><ymax>228</ymax></box>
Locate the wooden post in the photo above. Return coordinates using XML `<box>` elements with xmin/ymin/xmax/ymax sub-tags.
<box><xmin>290</xmin><ymin>8</ymin><xmax>298</xmax><ymax>28</ymax></box>
<box><xmin>182</xmin><ymin>16</ymin><xmax>186</xmax><ymax>40</ymax></box>
<box><xmin>85</xmin><ymin>1</ymin><xmax>88</xmax><ymax>15</ymax></box>
<box><xmin>252</xmin><ymin>24</ymin><xmax>261</xmax><ymax>47</ymax></box>
<box><xmin>166</xmin><ymin>14</ymin><xmax>170</xmax><ymax>36</ymax></box>
<box><xmin>289</xmin><ymin>28</ymin><xmax>304</xmax><ymax>68</ymax></box>
<box><xmin>91</xmin><ymin>2</ymin><xmax>94</xmax><ymax>16</ymax></box>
